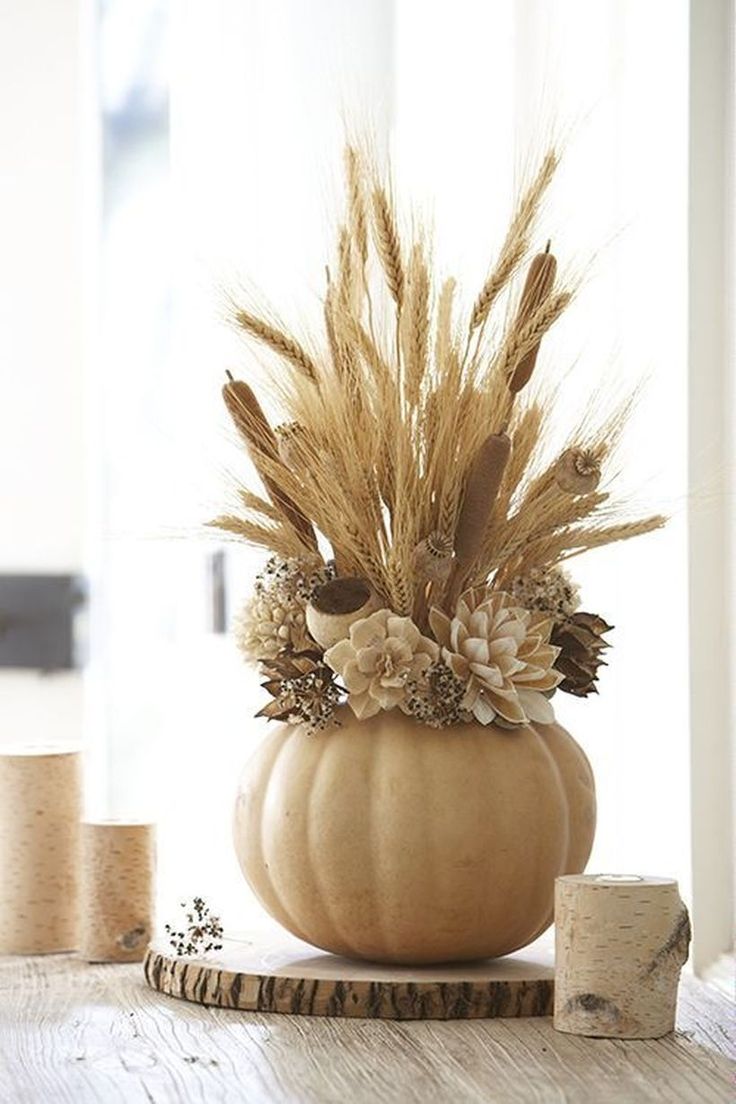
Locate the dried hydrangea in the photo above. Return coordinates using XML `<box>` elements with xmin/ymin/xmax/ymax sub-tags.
<box><xmin>509</xmin><ymin>565</ymin><xmax>581</xmax><ymax>621</ymax></box>
<box><xmin>257</xmin><ymin>651</ymin><xmax>343</xmax><ymax>734</ymax></box>
<box><xmin>402</xmin><ymin>661</ymin><xmax>473</xmax><ymax>728</ymax></box>
<box><xmin>234</xmin><ymin>555</ymin><xmax>336</xmax><ymax>663</ymax></box>
<box><xmin>324</xmin><ymin>609</ymin><xmax>439</xmax><ymax>720</ymax></box>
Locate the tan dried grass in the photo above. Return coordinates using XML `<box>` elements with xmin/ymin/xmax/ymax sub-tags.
<box><xmin>214</xmin><ymin>140</ymin><xmax>664</xmax><ymax>618</ymax></box>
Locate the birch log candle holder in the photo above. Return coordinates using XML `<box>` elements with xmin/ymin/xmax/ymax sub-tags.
<box><xmin>554</xmin><ymin>874</ymin><xmax>691</xmax><ymax>1039</ymax></box>
<box><xmin>79</xmin><ymin>822</ymin><xmax>155</xmax><ymax>963</ymax></box>
<box><xmin>0</xmin><ymin>747</ymin><xmax>82</xmax><ymax>954</ymax></box>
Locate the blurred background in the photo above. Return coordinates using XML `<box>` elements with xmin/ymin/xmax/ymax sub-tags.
<box><xmin>0</xmin><ymin>0</ymin><xmax>732</xmax><ymax>978</ymax></box>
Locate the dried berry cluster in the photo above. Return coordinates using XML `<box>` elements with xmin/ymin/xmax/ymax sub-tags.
<box><xmin>257</xmin><ymin>651</ymin><xmax>344</xmax><ymax>734</ymax></box>
<box><xmin>254</xmin><ymin>554</ymin><xmax>336</xmax><ymax>604</ymax></box>
<box><xmin>164</xmin><ymin>897</ymin><xmax>224</xmax><ymax>958</ymax></box>
<box><xmin>402</xmin><ymin>661</ymin><xmax>473</xmax><ymax>728</ymax></box>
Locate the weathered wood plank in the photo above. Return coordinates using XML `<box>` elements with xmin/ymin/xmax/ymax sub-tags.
<box><xmin>0</xmin><ymin>954</ymin><xmax>733</xmax><ymax>1104</ymax></box>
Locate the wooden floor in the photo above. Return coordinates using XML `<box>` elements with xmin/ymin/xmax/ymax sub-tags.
<box><xmin>0</xmin><ymin>953</ymin><xmax>733</xmax><ymax>1103</ymax></box>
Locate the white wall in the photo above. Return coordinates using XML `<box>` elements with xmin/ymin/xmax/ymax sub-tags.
<box><xmin>0</xmin><ymin>0</ymin><xmax>95</xmax><ymax>746</ymax></box>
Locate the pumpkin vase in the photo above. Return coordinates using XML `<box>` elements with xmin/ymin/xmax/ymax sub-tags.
<box><xmin>233</xmin><ymin>707</ymin><xmax>596</xmax><ymax>965</ymax></box>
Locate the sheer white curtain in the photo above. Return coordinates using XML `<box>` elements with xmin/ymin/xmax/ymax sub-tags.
<box><xmin>118</xmin><ymin>0</ymin><xmax>705</xmax><ymax>946</ymax></box>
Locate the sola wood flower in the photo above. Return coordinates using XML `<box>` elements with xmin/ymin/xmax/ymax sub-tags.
<box><xmin>234</xmin><ymin>554</ymin><xmax>335</xmax><ymax>663</ymax></box>
<box><xmin>429</xmin><ymin>589</ymin><xmax>562</xmax><ymax>726</ymax></box>
<box><xmin>234</xmin><ymin>593</ymin><xmax>311</xmax><ymax>661</ymax></box>
<box><xmin>324</xmin><ymin>610</ymin><xmax>439</xmax><ymax>720</ymax></box>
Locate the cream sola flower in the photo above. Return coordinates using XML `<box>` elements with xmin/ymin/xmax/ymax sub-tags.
<box><xmin>429</xmin><ymin>589</ymin><xmax>562</xmax><ymax>726</ymax></box>
<box><xmin>324</xmin><ymin>610</ymin><xmax>439</xmax><ymax>720</ymax></box>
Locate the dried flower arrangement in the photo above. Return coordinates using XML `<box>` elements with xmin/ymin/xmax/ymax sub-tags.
<box><xmin>210</xmin><ymin>144</ymin><xmax>664</xmax><ymax>733</ymax></box>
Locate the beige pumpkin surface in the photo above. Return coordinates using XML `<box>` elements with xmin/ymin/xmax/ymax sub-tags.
<box><xmin>233</xmin><ymin>707</ymin><xmax>595</xmax><ymax>964</ymax></box>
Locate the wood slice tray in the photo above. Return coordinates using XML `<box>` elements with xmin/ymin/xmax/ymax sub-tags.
<box><xmin>144</xmin><ymin>930</ymin><xmax>555</xmax><ymax>1019</ymax></box>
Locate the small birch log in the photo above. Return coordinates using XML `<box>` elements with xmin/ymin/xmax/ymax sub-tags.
<box><xmin>554</xmin><ymin>874</ymin><xmax>691</xmax><ymax>1039</ymax></box>
<box><xmin>79</xmin><ymin>822</ymin><xmax>155</xmax><ymax>963</ymax></box>
<box><xmin>0</xmin><ymin>748</ymin><xmax>81</xmax><ymax>954</ymax></box>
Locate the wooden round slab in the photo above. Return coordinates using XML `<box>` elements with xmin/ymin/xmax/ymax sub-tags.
<box><xmin>144</xmin><ymin>930</ymin><xmax>555</xmax><ymax>1019</ymax></box>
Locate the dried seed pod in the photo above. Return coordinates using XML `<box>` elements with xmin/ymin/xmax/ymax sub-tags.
<box><xmin>413</xmin><ymin>531</ymin><xmax>454</xmax><ymax>584</ymax></box>
<box><xmin>306</xmin><ymin>576</ymin><xmax>381</xmax><ymax>650</ymax></box>
<box><xmin>555</xmin><ymin>448</ymin><xmax>602</xmax><ymax>495</ymax></box>
<box><xmin>509</xmin><ymin>247</ymin><xmax>557</xmax><ymax>393</ymax></box>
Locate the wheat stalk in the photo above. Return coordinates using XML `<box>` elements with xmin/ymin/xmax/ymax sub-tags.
<box><xmin>402</xmin><ymin>244</ymin><xmax>430</xmax><ymax>407</ymax></box>
<box><xmin>372</xmin><ymin>186</ymin><xmax>404</xmax><ymax>308</ymax></box>
<box><xmin>344</xmin><ymin>145</ymin><xmax>368</xmax><ymax>267</ymax></box>
<box><xmin>469</xmin><ymin>148</ymin><xmax>558</xmax><ymax>333</ymax></box>
<box><xmin>495</xmin><ymin>290</ymin><xmax>572</xmax><ymax>384</ymax></box>
<box><xmin>215</xmin><ymin>140</ymin><xmax>663</xmax><ymax>630</ymax></box>
<box><xmin>233</xmin><ymin>309</ymin><xmax>319</xmax><ymax>383</ymax></box>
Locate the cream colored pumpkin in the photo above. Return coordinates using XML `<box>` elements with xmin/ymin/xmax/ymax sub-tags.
<box><xmin>233</xmin><ymin>707</ymin><xmax>595</xmax><ymax>964</ymax></box>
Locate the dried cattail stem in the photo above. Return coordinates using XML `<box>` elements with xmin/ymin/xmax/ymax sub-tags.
<box><xmin>446</xmin><ymin>432</ymin><xmax>511</xmax><ymax>607</ymax></box>
<box><xmin>508</xmin><ymin>247</ymin><xmax>557</xmax><ymax>393</ymax></box>
<box><xmin>223</xmin><ymin>378</ymin><xmax>317</xmax><ymax>550</ymax></box>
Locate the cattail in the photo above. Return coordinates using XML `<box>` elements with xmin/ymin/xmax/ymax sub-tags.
<box><xmin>223</xmin><ymin>376</ymin><xmax>317</xmax><ymax>550</ymax></box>
<box><xmin>508</xmin><ymin>245</ymin><xmax>557</xmax><ymax>393</ymax></box>
<box><xmin>446</xmin><ymin>432</ymin><xmax>511</xmax><ymax>605</ymax></box>
<box><xmin>223</xmin><ymin>376</ymin><xmax>278</xmax><ymax>457</ymax></box>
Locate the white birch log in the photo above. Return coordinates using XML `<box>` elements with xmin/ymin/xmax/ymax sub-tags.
<box><xmin>554</xmin><ymin>873</ymin><xmax>691</xmax><ymax>1039</ymax></box>
<box><xmin>0</xmin><ymin>747</ymin><xmax>82</xmax><ymax>953</ymax></box>
<box><xmin>79</xmin><ymin>822</ymin><xmax>155</xmax><ymax>962</ymax></box>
